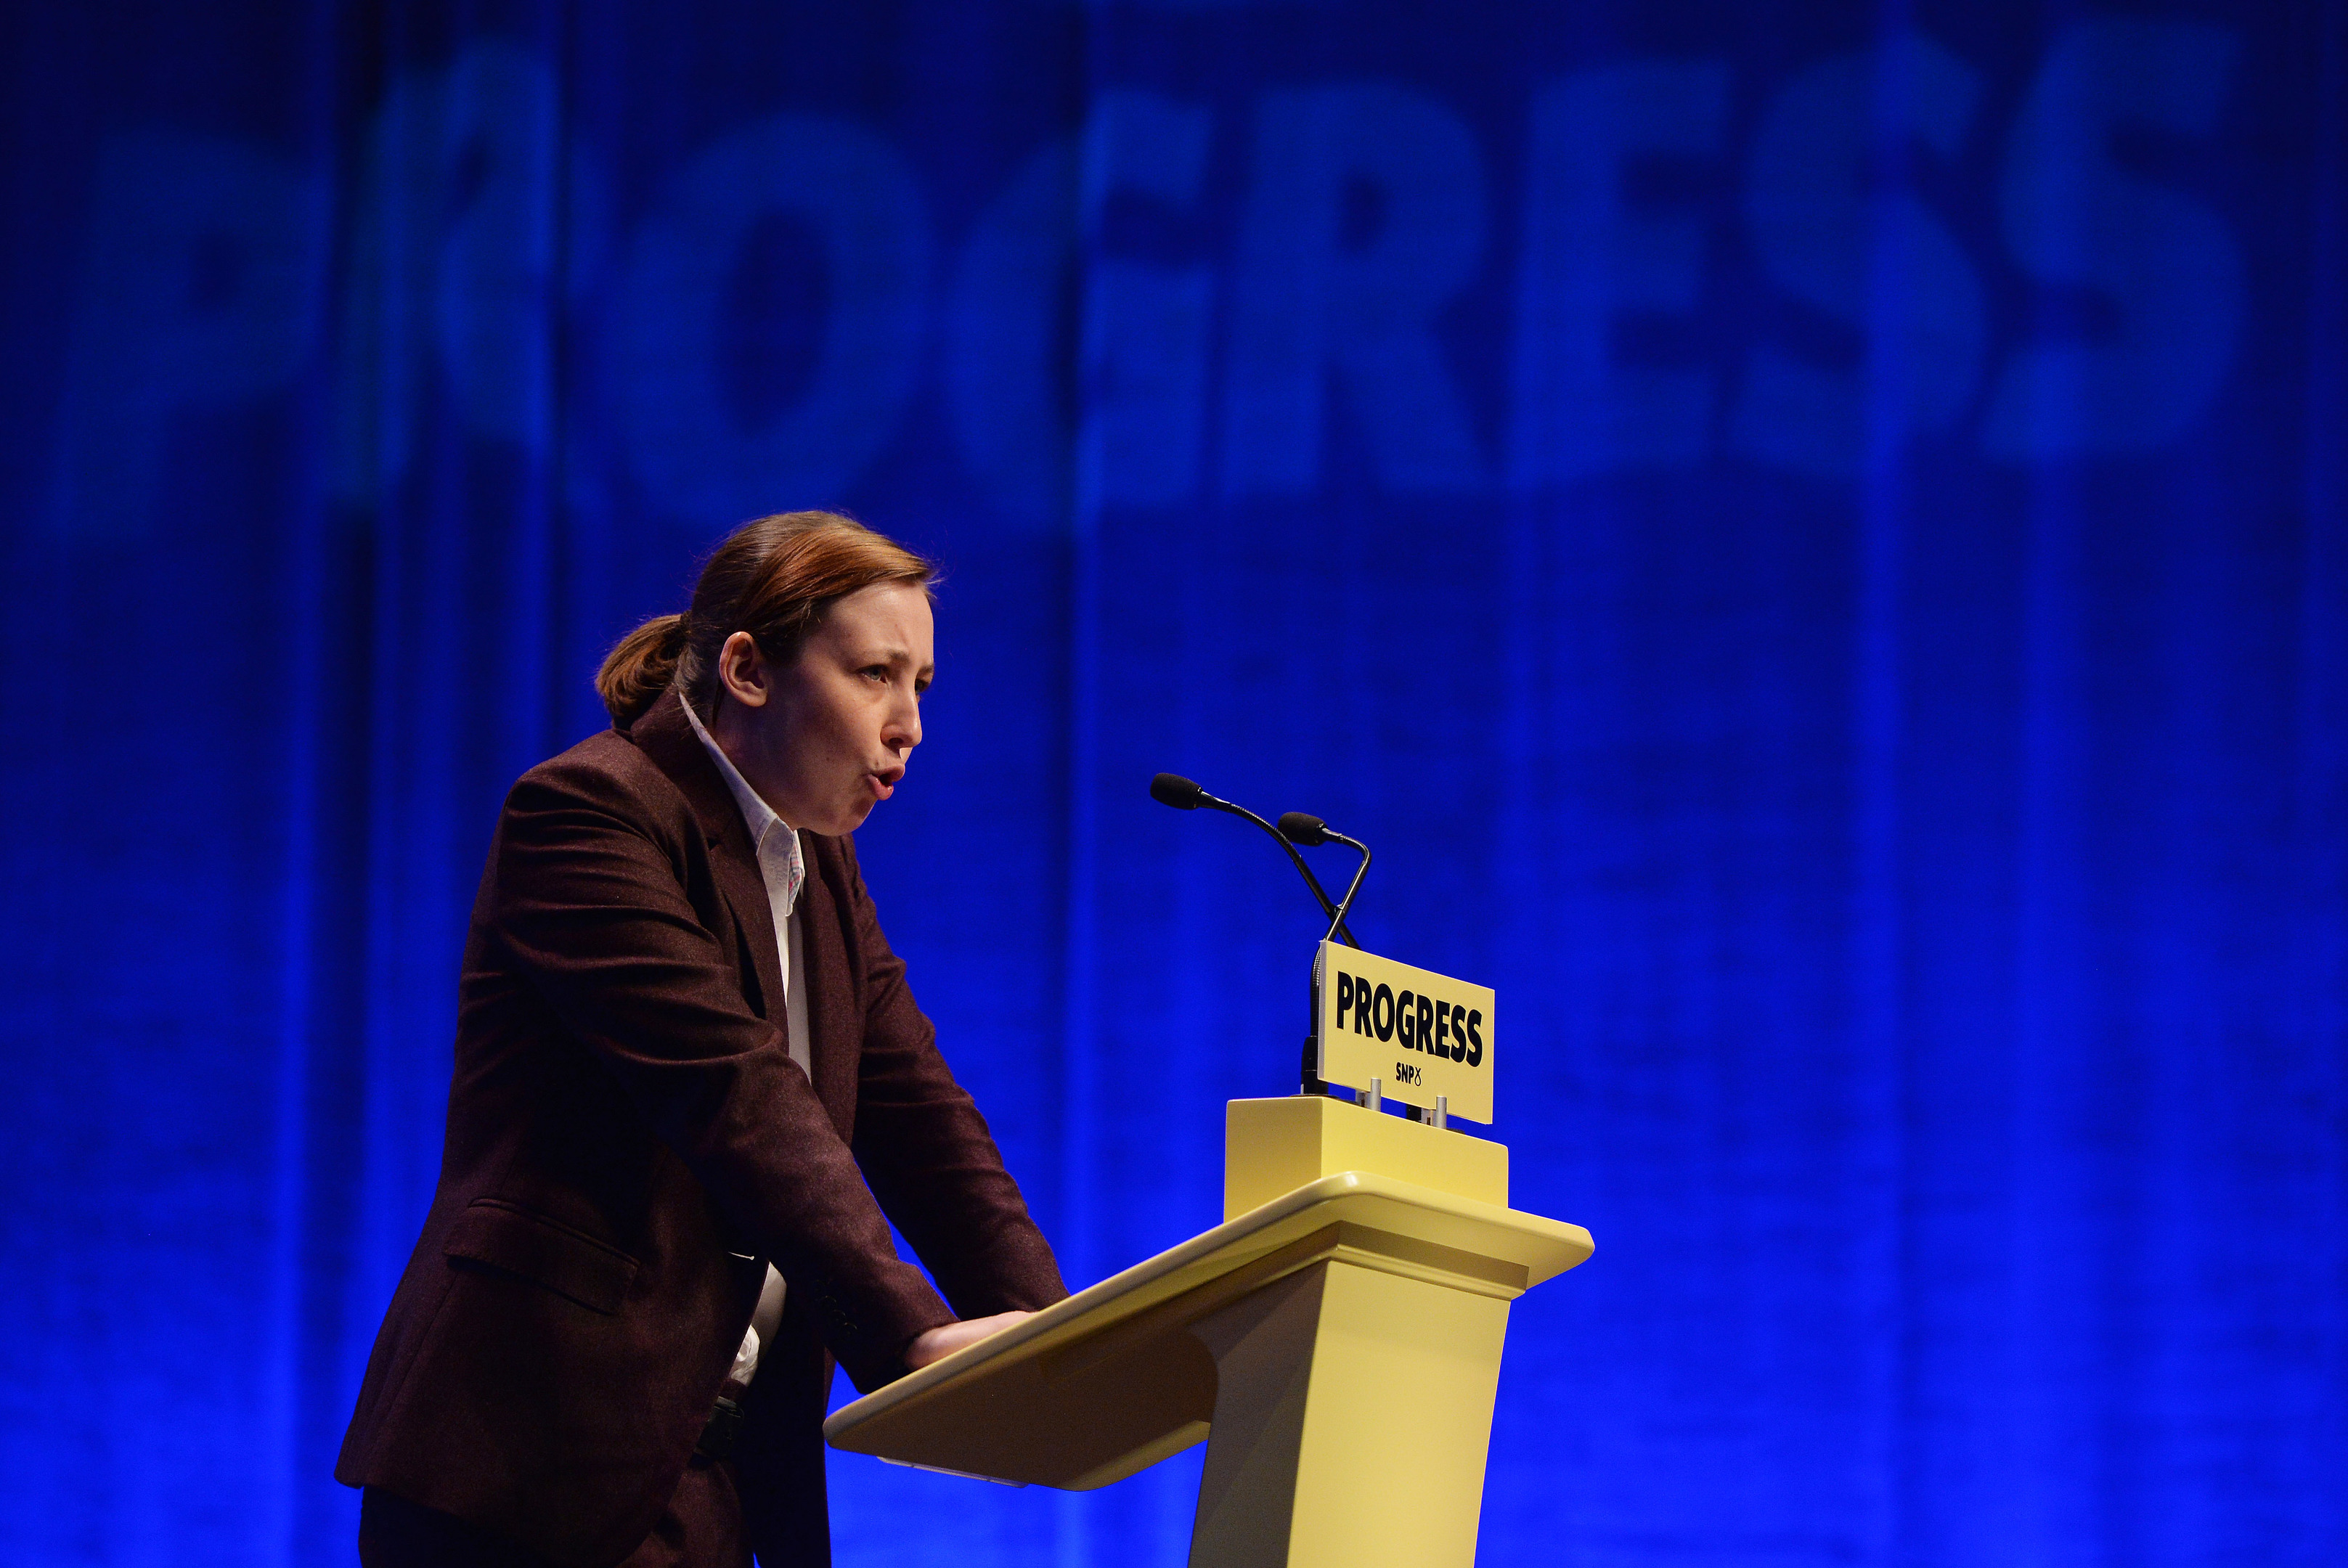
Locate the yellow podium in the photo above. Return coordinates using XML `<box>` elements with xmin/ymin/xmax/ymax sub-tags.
<box><xmin>825</xmin><ymin>1095</ymin><xmax>1594</xmax><ymax>1567</ymax></box>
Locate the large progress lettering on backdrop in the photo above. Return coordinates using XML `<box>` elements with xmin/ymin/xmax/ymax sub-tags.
<box><xmin>1</xmin><ymin>4</ymin><xmax>2340</xmax><ymax>1567</ymax></box>
<box><xmin>46</xmin><ymin>23</ymin><xmax>2256</xmax><ymax>538</ymax></box>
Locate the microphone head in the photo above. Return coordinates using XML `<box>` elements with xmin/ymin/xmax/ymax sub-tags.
<box><xmin>1276</xmin><ymin>811</ymin><xmax>1329</xmax><ymax>846</ymax></box>
<box><xmin>1150</xmin><ymin>772</ymin><xmax>1210</xmax><ymax>810</ymax></box>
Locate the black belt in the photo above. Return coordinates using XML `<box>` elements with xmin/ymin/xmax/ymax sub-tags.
<box><xmin>696</xmin><ymin>1393</ymin><xmax>743</xmax><ymax>1461</ymax></box>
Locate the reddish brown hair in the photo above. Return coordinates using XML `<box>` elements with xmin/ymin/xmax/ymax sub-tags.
<box><xmin>595</xmin><ymin>511</ymin><xmax>936</xmax><ymax>726</ymax></box>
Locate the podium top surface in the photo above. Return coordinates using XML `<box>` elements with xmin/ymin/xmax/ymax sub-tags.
<box><xmin>823</xmin><ymin>1171</ymin><xmax>1594</xmax><ymax>1490</ymax></box>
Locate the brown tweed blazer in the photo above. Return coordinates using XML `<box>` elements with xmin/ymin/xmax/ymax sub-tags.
<box><xmin>335</xmin><ymin>686</ymin><xmax>1067</xmax><ymax>1567</ymax></box>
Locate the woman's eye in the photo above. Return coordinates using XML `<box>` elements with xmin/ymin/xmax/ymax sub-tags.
<box><xmin>862</xmin><ymin>666</ymin><xmax>889</xmax><ymax>683</ymax></box>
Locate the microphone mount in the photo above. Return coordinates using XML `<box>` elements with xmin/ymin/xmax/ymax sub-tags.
<box><xmin>1149</xmin><ymin>775</ymin><xmax>1360</xmax><ymax>948</ymax></box>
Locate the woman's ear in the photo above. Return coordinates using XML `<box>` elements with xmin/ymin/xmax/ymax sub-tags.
<box><xmin>717</xmin><ymin>631</ymin><xmax>770</xmax><ymax>709</ymax></box>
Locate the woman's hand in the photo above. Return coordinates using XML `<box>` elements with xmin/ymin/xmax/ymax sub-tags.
<box><xmin>905</xmin><ymin>1310</ymin><xmax>1032</xmax><ymax>1370</ymax></box>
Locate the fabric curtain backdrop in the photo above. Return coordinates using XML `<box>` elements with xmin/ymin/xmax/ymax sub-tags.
<box><xmin>1</xmin><ymin>2</ymin><xmax>2341</xmax><ymax>1564</ymax></box>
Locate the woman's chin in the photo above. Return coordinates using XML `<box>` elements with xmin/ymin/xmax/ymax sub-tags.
<box><xmin>820</xmin><ymin>801</ymin><xmax>877</xmax><ymax>836</ymax></box>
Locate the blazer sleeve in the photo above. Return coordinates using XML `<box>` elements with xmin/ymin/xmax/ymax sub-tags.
<box><xmin>484</xmin><ymin>758</ymin><xmax>954</xmax><ymax>1392</ymax></box>
<box><xmin>835</xmin><ymin>838</ymin><xmax>1071</xmax><ymax>1318</ymax></box>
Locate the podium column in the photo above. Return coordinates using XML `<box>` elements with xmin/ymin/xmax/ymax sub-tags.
<box><xmin>1188</xmin><ymin>1251</ymin><xmax>1510</xmax><ymax>1568</ymax></box>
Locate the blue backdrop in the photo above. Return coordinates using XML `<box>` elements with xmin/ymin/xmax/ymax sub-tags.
<box><xmin>3</xmin><ymin>1</ymin><xmax>2342</xmax><ymax>1564</ymax></box>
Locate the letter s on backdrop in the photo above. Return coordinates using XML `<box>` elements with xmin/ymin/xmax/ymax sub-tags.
<box><xmin>1983</xmin><ymin>20</ymin><xmax>2244</xmax><ymax>460</ymax></box>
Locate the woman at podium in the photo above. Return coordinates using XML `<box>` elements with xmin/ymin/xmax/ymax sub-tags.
<box><xmin>336</xmin><ymin>512</ymin><xmax>1069</xmax><ymax>1567</ymax></box>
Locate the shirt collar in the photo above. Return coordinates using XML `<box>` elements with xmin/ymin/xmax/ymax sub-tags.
<box><xmin>680</xmin><ymin>692</ymin><xmax>795</xmax><ymax>854</ymax></box>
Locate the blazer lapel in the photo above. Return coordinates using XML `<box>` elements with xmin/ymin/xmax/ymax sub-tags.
<box><xmin>795</xmin><ymin>840</ymin><xmax>863</xmax><ymax>1140</ymax></box>
<box><xmin>627</xmin><ymin>689</ymin><xmax>786</xmax><ymax>1025</ymax></box>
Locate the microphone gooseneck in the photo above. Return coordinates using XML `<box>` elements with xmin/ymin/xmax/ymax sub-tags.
<box><xmin>1147</xmin><ymin>774</ymin><xmax>1360</xmax><ymax>947</ymax></box>
<box><xmin>1279</xmin><ymin>809</ymin><xmax>1369</xmax><ymax>947</ymax></box>
<box><xmin>1279</xmin><ymin>809</ymin><xmax>1374</xmax><ymax>1097</ymax></box>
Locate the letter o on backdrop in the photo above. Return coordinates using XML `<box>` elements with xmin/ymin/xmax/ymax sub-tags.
<box><xmin>613</xmin><ymin>115</ymin><xmax>932</xmax><ymax>520</ymax></box>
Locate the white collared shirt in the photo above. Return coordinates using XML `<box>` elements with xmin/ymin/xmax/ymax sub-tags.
<box><xmin>680</xmin><ymin>695</ymin><xmax>805</xmax><ymax>1384</ymax></box>
<box><xmin>680</xmin><ymin>695</ymin><xmax>812</xmax><ymax>1080</ymax></box>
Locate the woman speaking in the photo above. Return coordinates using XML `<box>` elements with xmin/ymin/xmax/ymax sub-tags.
<box><xmin>338</xmin><ymin>513</ymin><xmax>1067</xmax><ymax>1567</ymax></box>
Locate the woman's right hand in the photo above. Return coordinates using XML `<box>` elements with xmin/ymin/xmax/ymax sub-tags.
<box><xmin>905</xmin><ymin>1310</ymin><xmax>1031</xmax><ymax>1370</ymax></box>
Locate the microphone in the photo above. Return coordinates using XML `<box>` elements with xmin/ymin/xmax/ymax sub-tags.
<box><xmin>1149</xmin><ymin>775</ymin><xmax>1360</xmax><ymax>947</ymax></box>
<box><xmin>1277</xmin><ymin>812</ymin><xmax>1371</xmax><ymax>949</ymax></box>
<box><xmin>1149</xmin><ymin>773</ymin><xmax>1210</xmax><ymax>810</ymax></box>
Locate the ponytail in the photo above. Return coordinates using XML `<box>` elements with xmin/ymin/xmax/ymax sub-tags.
<box><xmin>596</xmin><ymin>613</ymin><xmax>687</xmax><ymax>724</ymax></box>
